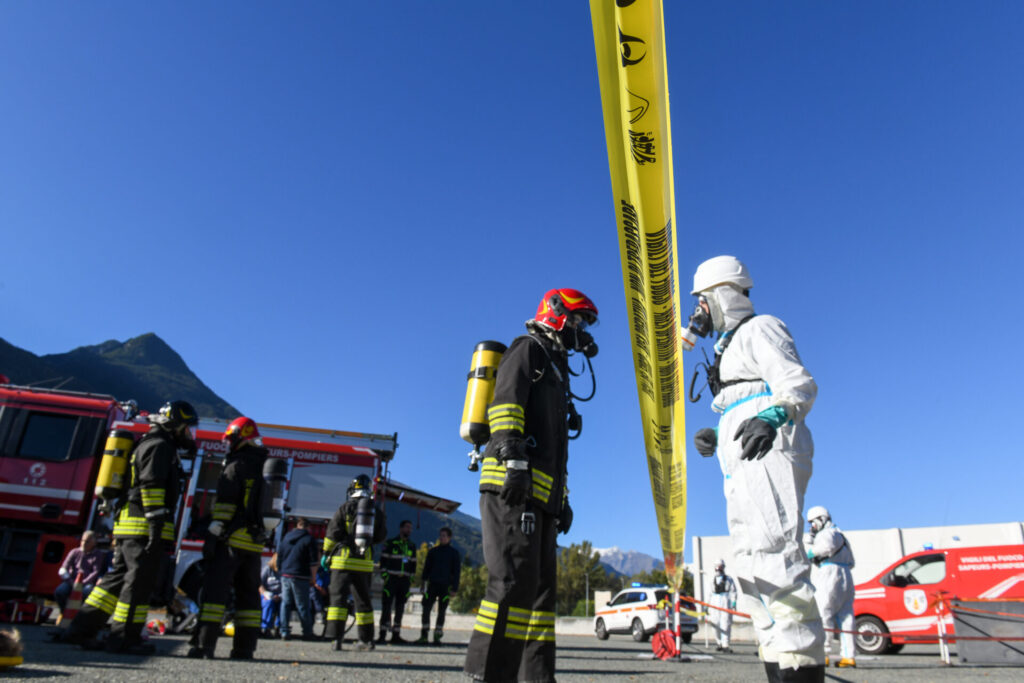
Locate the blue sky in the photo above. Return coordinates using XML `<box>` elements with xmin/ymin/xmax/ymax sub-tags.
<box><xmin>3</xmin><ymin>2</ymin><xmax>1022</xmax><ymax>560</ymax></box>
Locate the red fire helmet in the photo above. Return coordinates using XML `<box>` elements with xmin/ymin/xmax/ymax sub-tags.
<box><xmin>534</xmin><ymin>288</ymin><xmax>598</xmax><ymax>332</ymax></box>
<box><xmin>223</xmin><ymin>416</ymin><xmax>260</xmax><ymax>444</ymax></box>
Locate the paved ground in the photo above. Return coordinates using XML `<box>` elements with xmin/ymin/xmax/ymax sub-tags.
<box><xmin>5</xmin><ymin>623</ymin><xmax>1024</xmax><ymax>681</ymax></box>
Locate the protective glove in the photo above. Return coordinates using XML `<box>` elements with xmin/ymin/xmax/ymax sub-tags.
<box><xmin>320</xmin><ymin>555</ymin><xmax>329</xmax><ymax>571</ymax></box>
<box><xmin>496</xmin><ymin>439</ymin><xmax>531</xmax><ymax>506</ymax></box>
<box><xmin>557</xmin><ymin>501</ymin><xmax>573</xmax><ymax>534</ymax></box>
<box><xmin>694</xmin><ymin>428</ymin><xmax>717</xmax><ymax>457</ymax></box>
<box><xmin>145</xmin><ymin>524</ymin><xmax>163</xmax><ymax>555</ymax></box>
<box><xmin>501</xmin><ymin>468</ymin><xmax>531</xmax><ymax>506</ymax></box>
<box><xmin>732</xmin><ymin>417</ymin><xmax>777</xmax><ymax>460</ymax></box>
<box><xmin>208</xmin><ymin>520</ymin><xmax>226</xmax><ymax>539</ymax></box>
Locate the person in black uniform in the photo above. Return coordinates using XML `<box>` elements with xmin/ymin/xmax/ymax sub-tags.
<box><xmin>417</xmin><ymin>527</ymin><xmax>461</xmax><ymax>644</ymax></box>
<box><xmin>65</xmin><ymin>400</ymin><xmax>198</xmax><ymax>654</ymax></box>
<box><xmin>377</xmin><ymin>519</ymin><xmax>417</xmax><ymax>644</ymax></box>
<box><xmin>188</xmin><ymin>417</ymin><xmax>269</xmax><ymax>660</ymax></box>
<box><xmin>464</xmin><ymin>288</ymin><xmax>599</xmax><ymax>683</ymax></box>
<box><xmin>322</xmin><ymin>474</ymin><xmax>386</xmax><ymax>651</ymax></box>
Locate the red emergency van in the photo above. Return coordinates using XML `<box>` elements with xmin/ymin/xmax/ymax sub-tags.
<box><xmin>853</xmin><ymin>544</ymin><xmax>1024</xmax><ymax>654</ymax></box>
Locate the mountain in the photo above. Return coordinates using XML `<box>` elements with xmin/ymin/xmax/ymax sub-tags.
<box><xmin>0</xmin><ymin>334</ymin><xmax>238</xmax><ymax>418</ymax></box>
<box><xmin>593</xmin><ymin>546</ymin><xmax>664</xmax><ymax>576</ymax></box>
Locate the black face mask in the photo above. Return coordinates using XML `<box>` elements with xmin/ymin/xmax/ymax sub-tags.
<box><xmin>560</xmin><ymin>326</ymin><xmax>598</xmax><ymax>358</ymax></box>
<box><xmin>688</xmin><ymin>298</ymin><xmax>713</xmax><ymax>338</ymax></box>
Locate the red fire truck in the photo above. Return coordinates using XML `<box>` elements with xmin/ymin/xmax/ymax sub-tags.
<box><xmin>853</xmin><ymin>544</ymin><xmax>1024</xmax><ymax>654</ymax></box>
<box><xmin>0</xmin><ymin>381</ymin><xmax>441</xmax><ymax>609</ymax></box>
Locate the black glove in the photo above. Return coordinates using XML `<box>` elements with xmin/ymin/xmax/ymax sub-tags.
<box><xmin>501</xmin><ymin>467</ymin><xmax>531</xmax><ymax>506</ymax></box>
<box><xmin>733</xmin><ymin>417</ymin><xmax>778</xmax><ymax>461</ymax></box>
<box><xmin>557</xmin><ymin>501</ymin><xmax>573</xmax><ymax>534</ymax></box>
<box><xmin>145</xmin><ymin>524</ymin><xmax>163</xmax><ymax>555</ymax></box>
<box><xmin>694</xmin><ymin>428</ymin><xmax>717</xmax><ymax>457</ymax></box>
<box><xmin>496</xmin><ymin>439</ymin><xmax>530</xmax><ymax>506</ymax></box>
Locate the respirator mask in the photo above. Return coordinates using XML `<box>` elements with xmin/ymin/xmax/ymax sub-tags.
<box><xmin>681</xmin><ymin>296</ymin><xmax>713</xmax><ymax>352</ymax></box>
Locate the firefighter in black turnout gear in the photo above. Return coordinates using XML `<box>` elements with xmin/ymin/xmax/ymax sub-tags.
<box><xmin>377</xmin><ymin>519</ymin><xmax>417</xmax><ymax>644</ymax></box>
<box><xmin>418</xmin><ymin>527</ymin><xmax>461</xmax><ymax>644</ymax></box>
<box><xmin>188</xmin><ymin>417</ymin><xmax>270</xmax><ymax>660</ymax></box>
<box><xmin>465</xmin><ymin>288</ymin><xmax>599</xmax><ymax>683</ymax></box>
<box><xmin>66</xmin><ymin>400</ymin><xmax>197</xmax><ymax>654</ymax></box>
<box><xmin>323</xmin><ymin>474</ymin><xmax>386</xmax><ymax>651</ymax></box>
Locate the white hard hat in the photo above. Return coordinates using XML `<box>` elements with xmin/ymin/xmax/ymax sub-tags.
<box><xmin>807</xmin><ymin>505</ymin><xmax>830</xmax><ymax>523</ymax></box>
<box><xmin>691</xmin><ymin>255</ymin><xmax>753</xmax><ymax>295</ymax></box>
<box><xmin>715</xmin><ymin>559</ymin><xmax>725</xmax><ymax>570</ymax></box>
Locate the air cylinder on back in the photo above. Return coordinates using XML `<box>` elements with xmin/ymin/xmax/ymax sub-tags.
<box><xmin>460</xmin><ymin>341</ymin><xmax>507</xmax><ymax>467</ymax></box>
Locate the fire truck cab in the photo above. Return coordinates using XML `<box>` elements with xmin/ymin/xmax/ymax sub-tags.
<box><xmin>853</xmin><ymin>544</ymin><xmax>1024</xmax><ymax>654</ymax></box>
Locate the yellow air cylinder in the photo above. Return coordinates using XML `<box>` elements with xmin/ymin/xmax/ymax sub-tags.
<box><xmin>460</xmin><ymin>341</ymin><xmax>507</xmax><ymax>448</ymax></box>
<box><xmin>94</xmin><ymin>429</ymin><xmax>135</xmax><ymax>500</ymax></box>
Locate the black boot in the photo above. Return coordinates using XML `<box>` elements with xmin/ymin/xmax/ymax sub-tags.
<box><xmin>767</xmin><ymin>662</ymin><xmax>825</xmax><ymax>683</ymax></box>
<box><xmin>376</xmin><ymin>629</ymin><xmax>388</xmax><ymax>645</ymax></box>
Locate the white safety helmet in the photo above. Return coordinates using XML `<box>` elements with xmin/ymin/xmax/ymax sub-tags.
<box><xmin>691</xmin><ymin>255</ymin><xmax>753</xmax><ymax>295</ymax></box>
<box><xmin>807</xmin><ymin>505</ymin><xmax>831</xmax><ymax>531</ymax></box>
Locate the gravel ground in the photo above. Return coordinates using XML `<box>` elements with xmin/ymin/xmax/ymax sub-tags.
<box><xmin>5</xmin><ymin>623</ymin><xmax>1024</xmax><ymax>681</ymax></box>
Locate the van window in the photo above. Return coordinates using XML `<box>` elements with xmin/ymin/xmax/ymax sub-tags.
<box><xmin>886</xmin><ymin>553</ymin><xmax>946</xmax><ymax>587</ymax></box>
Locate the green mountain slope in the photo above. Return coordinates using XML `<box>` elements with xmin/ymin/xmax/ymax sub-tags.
<box><xmin>0</xmin><ymin>333</ymin><xmax>238</xmax><ymax>418</ymax></box>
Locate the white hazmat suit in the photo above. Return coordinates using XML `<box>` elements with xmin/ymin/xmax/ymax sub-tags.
<box><xmin>807</xmin><ymin>518</ymin><xmax>856</xmax><ymax>663</ymax></box>
<box><xmin>710</xmin><ymin>566</ymin><xmax>737</xmax><ymax>649</ymax></box>
<box><xmin>690</xmin><ymin>257</ymin><xmax>826</xmax><ymax>676</ymax></box>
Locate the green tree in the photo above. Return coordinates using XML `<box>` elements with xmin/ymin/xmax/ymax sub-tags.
<box><xmin>556</xmin><ymin>541</ymin><xmax>612</xmax><ymax>616</ymax></box>
<box><xmin>413</xmin><ymin>541</ymin><xmax>430</xmax><ymax>587</ymax></box>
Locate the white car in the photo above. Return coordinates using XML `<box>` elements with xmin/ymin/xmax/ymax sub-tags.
<box><xmin>594</xmin><ymin>584</ymin><xmax>698</xmax><ymax>643</ymax></box>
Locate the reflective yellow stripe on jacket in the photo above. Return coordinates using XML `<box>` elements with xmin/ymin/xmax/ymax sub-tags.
<box><xmin>487</xmin><ymin>403</ymin><xmax>524</xmax><ymax>436</ymax></box>
<box><xmin>112</xmin><ymin>508</ymin><xmax>175</xmax><ymax>540</ymax></box>
<box><xmin>329</xmin><ymin>546</ymin><xmax>374</xmax><ymax>572</ymax></box>
<box><xmin>227</xmin><ymin>528</ymin><xmax>264</xmax><ymax>553</ymax></box>
<box><xmin>478</xmin><ymin>457</ymin><xmax>556</xmax><ymax>505</ymax></box>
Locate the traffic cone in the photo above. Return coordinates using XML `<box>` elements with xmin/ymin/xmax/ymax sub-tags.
<box><xmin>58</xmin><ymin>572</ymin><xmax>85</xmax><ymax>629</ymax></box>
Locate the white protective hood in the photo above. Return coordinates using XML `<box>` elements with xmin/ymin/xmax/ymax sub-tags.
<box><xmin>703</xmin><ymin>284</ymin><xmax>755</xmax><ymax>333</ymax></box>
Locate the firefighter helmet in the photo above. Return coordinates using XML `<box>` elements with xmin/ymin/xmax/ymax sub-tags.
<box><xmin>348</xmin><ymin>473</ymin><xmax>372</xmax><ymax>499</ymax></box>
<box><xmin>157</xmin><ymin>400</ymin><xmax>199</xmax><ymax>428</ymax></box>
<box><xmin>223</xmin><ymin>416</ymin><xmax>261</xmax><ymax>449</ymax></box>
<box><xmin>534</xmin><ymin>288</ymin><xmax>599</xmax><ymax>332</ymax></box>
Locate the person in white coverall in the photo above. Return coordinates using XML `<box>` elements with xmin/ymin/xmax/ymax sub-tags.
<box><xmin>806</xmin><ymin>506</ymin><xmax>856</xmax><ymax>668</ymax></box>
<box><xmin>686</xmin><ymin>255</ymin><xmax>825</xmax><ymax>683</ymax></box>
<box><xmin>710</xmin><ymin>560</ymin><xmax>737</xmax><ymax>652</ymax></box>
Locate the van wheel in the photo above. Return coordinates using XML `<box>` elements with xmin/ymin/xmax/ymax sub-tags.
<box><xmin>855</xmin><ymin>615</ymin><xmax>890</xmax><ymax>655</ymax></box>
<box><xmin>595</xmin><ymin>618</ymin><xmax>609</xmax><ymax>640</ymax></box>
<box><xmin>631</xmin><ymin>618</ymin><xmax>649</xmax><ymax>642</ymax></box>
<box><xmin>681</xmin><ymin>633</ymin><xmax>692</xmax><ymax>644</ymax></box>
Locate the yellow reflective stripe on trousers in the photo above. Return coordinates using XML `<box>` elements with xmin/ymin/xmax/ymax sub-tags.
<box><xmin>84</xmin><ymin>586</ymin><xmax>117</xmax><ymax>614</ymax></box>
<box><xmin>200</xmin><ymin>603</ymin><xmax>226</xmax><ymax>623</ymax></box>
<box><xmin>504</xmin><ymin>605</ymin><xmax>532</xmax><ymax>641</ymax></box>
<box><xmin>113</xmin><ymin>601</ymin><xmax>148</xmax><ymax>624</ymax></box>
<box><xmin>528</xmin><ymin>610</ymin><xmax>556</xmax><ymax>641</ymax></box>
<box><xmin>355</xmin><ymin>611</ymin><xmax>374</xmax><ymax>625</ymax></box>
<box><xmin>473</xmin><ymin>600</ymin><xmax>500</xmax><ymax>635</ymax></box>
<box><xmin>235</xmin><ymin>609</ymin><xmax>261</xmax><ymax>627</ymax></box>
<box><xmin>326</xmin><ymin>606</ymin><xmax>348</xmax><ymax>622</ymax></box>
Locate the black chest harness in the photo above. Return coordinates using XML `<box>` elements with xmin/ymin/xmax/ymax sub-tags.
<box><xmin>688</xmin><ymin>315</ymin><xmax>760</xmax><ymax>403</ymax></box>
